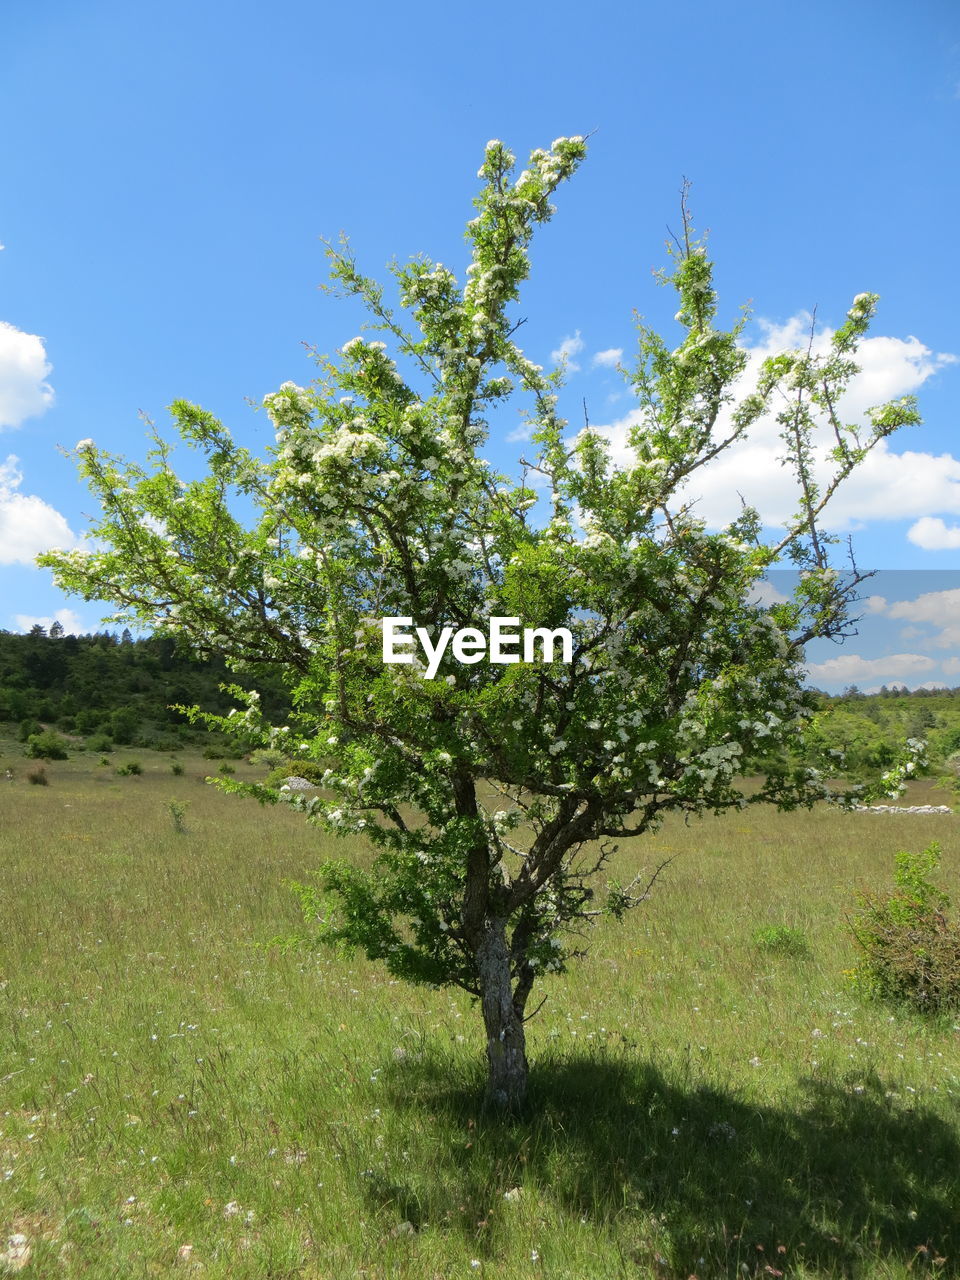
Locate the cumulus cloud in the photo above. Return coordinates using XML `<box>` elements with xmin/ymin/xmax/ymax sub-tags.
<box><xmin>856</xmin><ymin>587</ymin><xmax>960</xmax><ymax>655</ymax></box>
<box><xmin>884</xmin><ymin>587</ymin><xmax>960</xmax><ymax>626</ymax></box>
<box><xmin>585</xmin><ymin>315</ymin><xmax>957</xmax><ymax>533</ymax></box>
<box><xmin>13</xmin><ymin>608</ymin><xmax>83</xmax><ymax>635</ymax></box>
<box><xmin>747</xmin><ymin>578</ymin><xmax>790</xmax><ymax>607</ymax></box>
<box><xmin>0</xmin><ymin>455</ymin><xmax>79</xmax><ymax>565</ymax></box>
<box><xmin>878</xmin><ymin>587</ymin><xmax>960</xmax><ymax>652</ymax></box>
<box><xmin>551</xmin><ymin>331</ymin><xmax>584</xmax><ymax>371</ymax></box>
<box><xmin>0</xmin><ymin>320</ymin><xmax>55</xmax><ymax>430</ymax></box>
<box><xmin>907</xmin><ymin>517</ymin><xmax>960</xmax><ymax>550</ymax></box>
<box><xmin>805</xmin><ymin>652</ymin><xmax>938</xmax><ymax>684</ymax></box>
<box><xmin>592</xmin><ymin>347</ymin><xmax>623</xmax><ymax>368</ymax></box>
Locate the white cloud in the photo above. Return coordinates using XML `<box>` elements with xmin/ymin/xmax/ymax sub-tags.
<box><xmin>885</xmin><ymin>587</ymin><xmax>960</xmax><ymax>627</ymax></box>
<box><xmin>907</xmin><ymin>517</ymin><xmax>960</xmax><ymax>550</ymax></box>
<box><xmin>862</xmin><ymin>587</ymin><xmax>960</xmax><ymax>655</ymax></box>
<box><xmin>14</xmin><ymin>608</ymin><xmax>83</xmax><ymax>635</ymax></box>
<box><xmin>505</xmin><ymin>423</ymin><xmax>534</xmax><ymax>443</ymax></box>
<box><xmin>0</xmin><ymin>320</ymin><xmax>55</xmax><ymax>430</ymax></box>
<box><xmin>0</xmin><ymin>455</ymin><xmax>78</xmax><ymax>565</ymax></box>
<box><xmin>747</xmin><ymin>578</ymin><xmax>790</xmax><ymax>607</ymax></box>
<box><xmin>805</xmin><ymin>651</ymin><xmax>938</xmax><ymax>684</ymax></box>
<box><xmin>551</xmin><ymin>331</ymin><xmax>584</xmax><ymax>372</ymax></box>
<box><xmin>592</xmin><ymin>347</ymin><xmax>623</xmax><ymax>368</ymax></box>
<box><xmin>861</xmin><ymin>680</ymin><xmax>949</xmax><ymax>694</ymax></box>
<box><xmin>585</xmin><ymin>315</ymin><xmax>957</xmax><ymax>533</ymax></box>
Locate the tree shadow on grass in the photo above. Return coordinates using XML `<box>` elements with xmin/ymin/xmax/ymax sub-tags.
<box><xmin>364</xmin><ymin>1047</ymin><xmax>960</xmax><ymax>1278</ymax></box>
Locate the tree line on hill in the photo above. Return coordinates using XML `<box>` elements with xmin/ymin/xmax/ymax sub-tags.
<box><xmin>2</xmin><ymin>626</ymin><xmax>960</xmax><ymax>777</ymax></box>
<box><xmin>0</xmin><ymin>626</ymin><xmax>289</xmax><ymax>757</ymax></box>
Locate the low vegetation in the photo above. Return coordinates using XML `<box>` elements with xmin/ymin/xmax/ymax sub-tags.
<box><xmin>850</xmin><ymin>841</ymin><xmax>960</xmax><ymax>1014</ymax></box>
<box><xmin>0</xmin><ymin>741</ymin><xmax>957</xmax><ymax>1277</ymax></box>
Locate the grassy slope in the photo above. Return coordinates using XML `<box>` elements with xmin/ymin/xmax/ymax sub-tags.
<box><xmin>0</xmin><ymin>742</ymin><xmax>958</xmax><ymax>1278</ymax></box>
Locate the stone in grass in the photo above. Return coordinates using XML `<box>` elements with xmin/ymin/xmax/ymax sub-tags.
<box><xmin>0</xmin><ymin>1233</ymin><xmax>31</xmax><ymax>1272</ymax></box>
<box><xmin>279</xmin><ymin>776</ymin><xmax>317</xmax><ymax>793</ymax></box>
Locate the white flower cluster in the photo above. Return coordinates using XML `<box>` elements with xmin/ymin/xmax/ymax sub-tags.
<box><xmin>847</xmin><ymin>292</ymin><xmax>876</xmax><ymax>320</ymax></box>
<box><xmin>262</xmin><ymin>382</ymin><xmax>312</xmax><ymax>434</ymax></box>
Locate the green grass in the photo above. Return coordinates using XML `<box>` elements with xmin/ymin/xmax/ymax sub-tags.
<box><xmin>0</xmin><ymin>738</ymin><xmax>958</xmax><ymax>1277</ymax></box>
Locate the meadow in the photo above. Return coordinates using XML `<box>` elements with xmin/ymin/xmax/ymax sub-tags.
<box><xmin>0</xmin><ymin>741</ymin><xmax>958</xmax><ymax>1278</ymax></box>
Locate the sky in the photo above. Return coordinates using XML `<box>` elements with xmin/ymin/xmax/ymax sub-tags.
<box><xmin>1</xmin><ymin>0</ymin><xmax>958</xmax><ymax>693</ymax></box>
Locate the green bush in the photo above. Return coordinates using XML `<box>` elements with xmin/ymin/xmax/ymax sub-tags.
<box><xmin>264</xmin><ymin>759</ymin><xmax>328</xmax><ymax>789</ymax></box>
<box><xmin>249</xmin><ymin>747</ymin><xmax>287</xmax><ymax>769</ymax></box>
<box><xmin>218</xmin><ymin>761</ymin><xmax>236</xmax><ymax>775</ymax></box>
<box><xmin>115</xmin><ymin>760</ymin><xmax>143</xmax><ymax>776</ymax></box>
<box><xmin>24</xmin><ymin>730</ymin><xmax>70</xmax><ymax>760</ymax></box>
<box><xmin>86</xmin><ymin>733</ymin><xmax>114</xmax><ymax>752</ymax></box>
<box><xmin>170</xmin><ymin>761</ymin><xmax>185</xmax><ymax>776</ymax></box>
<box><xmin>849</xmin><ymin>841</ymin><xmax>960</xmax><ymax>1013</ymax></box>
<box><xmin>168</xmin><ymin>800</ymin><xmax>189</xmax><ymax>834</ymax></box>
<box><xmin>753</xmin><ymin>924</ymin><xmax>811</xmax><ymax>957</ymax></box>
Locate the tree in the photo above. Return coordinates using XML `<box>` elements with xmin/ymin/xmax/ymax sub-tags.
<box><xmin>40</xmin><ymin>137</ymin><xmax>921</xmax><ymax>1109</ymax></box>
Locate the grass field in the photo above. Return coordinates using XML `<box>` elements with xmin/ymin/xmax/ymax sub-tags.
<box><xmin>0</xmin><ymin>741</ymin><xmax>958</xmax><ymax>1278</ymax></box>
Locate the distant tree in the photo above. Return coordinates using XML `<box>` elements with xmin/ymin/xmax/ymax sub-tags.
<box><xmin>42</xmin><ymin>137</ymin><xmax>922</xmax><ymax>1109</ymax></box>
<box><xmin>49</xmin><ymin>620</ymin><xmax>65</xmax><ymax>639</ymax></box>
<box><xmin>23</xmin><ymin>730</ymin><xmax>69</xmax><ymax>761</ymax></box>
<box><xmin>109</xmin><ymin>705</ymin><xmax>139</xmax><ymax>745</ymax></box>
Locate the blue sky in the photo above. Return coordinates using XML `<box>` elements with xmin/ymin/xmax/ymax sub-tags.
<box><xmin>1</xmin><ymin>0</ymin><xmax>959</xmax><ymax>691</ymax></box>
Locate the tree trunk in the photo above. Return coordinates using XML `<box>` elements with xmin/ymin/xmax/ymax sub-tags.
<box><xmin>476</xmin><ymin>918</ymin><xmax>529</xmax><ymax>1110</ymax></box>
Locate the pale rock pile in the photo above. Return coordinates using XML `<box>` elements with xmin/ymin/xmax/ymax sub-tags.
<box><xmin>853</xmin><ymin>804</ymin><xmax>952</xmax><ymax>814</ymax></box>
<box><xmin>279</xmin><ymin>776</ymin><xmax>317</xmax><ymax>793</ymax></box>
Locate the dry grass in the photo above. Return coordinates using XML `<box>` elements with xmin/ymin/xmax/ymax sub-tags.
<box><xmin>0</xmin><ymin>739</ymin><xmax>958</xmax><ymax>1277</ymax></box>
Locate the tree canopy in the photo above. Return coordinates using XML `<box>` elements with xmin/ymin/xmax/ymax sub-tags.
<box><xmin>41</xmin><ymin>137</ymin><xmax>922</xmax><ymax>1108</ymax></box>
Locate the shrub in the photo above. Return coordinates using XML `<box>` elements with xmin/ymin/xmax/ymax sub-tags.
<box><xmin>264</xmin><ymin>759</ymin><xmax>329</xmax><ymax>789</ymax></box>
<box><xmin>753</xmin><ymin>924</ymin><xmax>811</xmax><ymax>957</ymax></box>
<box><xmin>249</xmin><ymin>747</ymin><xmax>287</xmax><ymax>769</ymax></box>
<box><xmin>86</xmin><ymin>733</ymin><xmax>114</xmax><ymax>752</ymax></box>
<box><xmin>27</xmin><ymin>765</ymin><xmax>48</xmax><ymax>786</ymax></box>
<box><xmin>24</xmin><ymin>730</ymin><xmax>70</xmax><ymax>760</ymax></box>
<box><xmin>115</xmin><ymin>760</ymin><xmax>143</xmax><ymax>776</ymax></box>
<box><xmin>170</xmin><ymin>761</ymin><xmax>185</xmax><ymax>776</ymax></box>
<box><xmin>218</xmin><ymin>761</ymin><xmax>236</xmax><ymax>775</ymax></box>
<box><xmin>169</xmin><ymin>800</ymin><xmax>189</xmax><ymax>834</ymax></box>
<box><xmin>849</xmin><ymin>841</ymin><xmax>960</xmax><ymax>1013</ymax></box>
<box><xmin>109</xmin><ymin>706</ymin><xmax>139</xmax><ymax>745</ymax></box>
<box><xmin>18</xmin><ymin>718</ymin><xmax>42</xmax><ymax>743</ymax></box>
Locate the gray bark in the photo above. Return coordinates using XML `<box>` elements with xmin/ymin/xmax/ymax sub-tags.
<box><xmin>476</xmin><ymin>918</ymin><xmax>529</xmax><ymax>1110</ymax></box>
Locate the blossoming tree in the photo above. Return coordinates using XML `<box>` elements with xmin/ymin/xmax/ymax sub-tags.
<box><xmin>42</xmin><ymin>138</ymin><xmax>920</xmax><ymax>1109</ymax></box>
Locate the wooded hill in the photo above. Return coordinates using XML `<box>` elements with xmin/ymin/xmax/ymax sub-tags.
<box><xmin>0</xmin><ymin>626</ymin><xmax>289</xmax><ymax>756</ymax></box>
<box><xmin>1</xmin><ymin>627</ymin><xmax>960</xmax><ymax>773</ymax></box>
